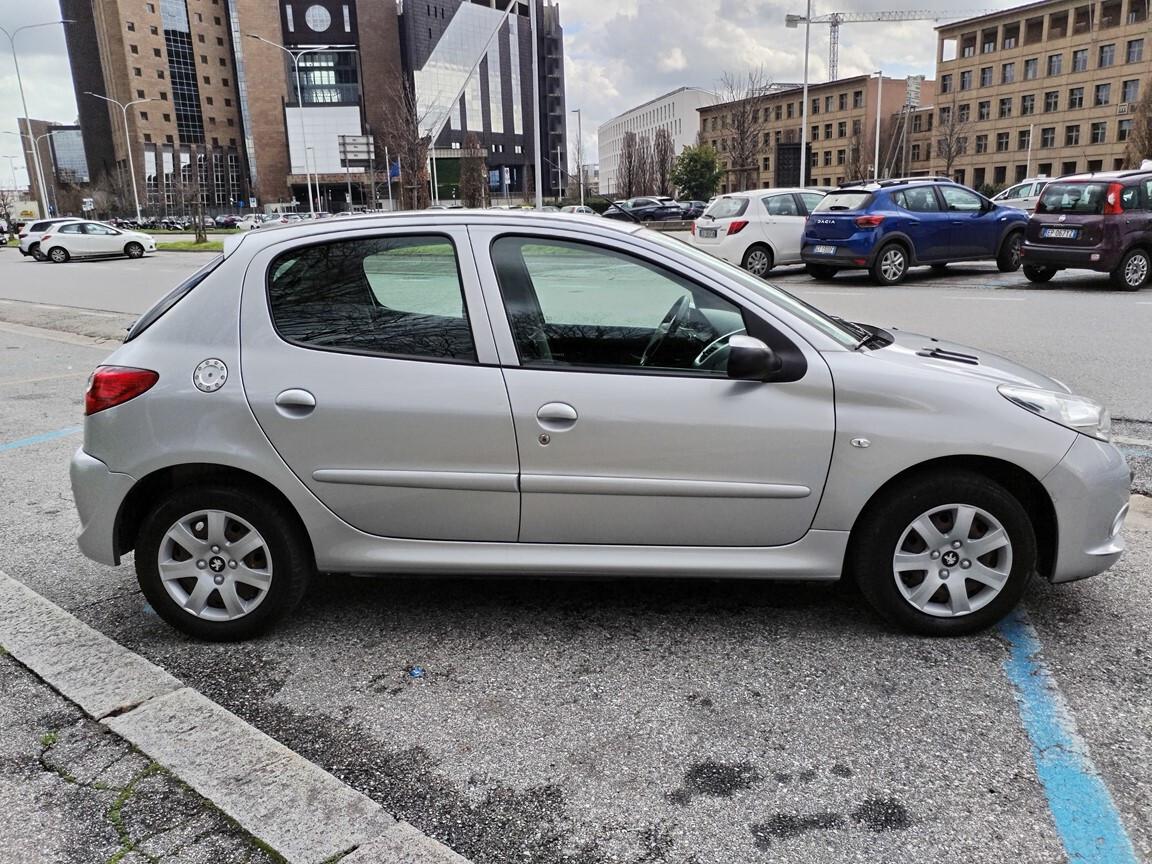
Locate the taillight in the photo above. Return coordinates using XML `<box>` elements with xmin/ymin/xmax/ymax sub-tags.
<box><xmin>85</xmin><ymin>366</ymin><xmax>159</xmax><ymax>415</ymax></box>
<box><xmin>727</xmin><ymin>220</ymin><xmax>749</xmax><ymax>235</ymax></box>
<box><xmin>855</xmin><ymin>215</ymin><xmax>885</xmax><ymax>228</ymax></box>
<box><xmin>41</xmin><ymin>234</ymin><xmax>52</xmax><ymax>241</ymax></box>
<box><xmin>18</xmin><ymin>232</ymin><xmax>27</xmax><ymax>238</ymax></box>
<box><xmin>1102</xmin><ymin>182</ymin><xmax>1125</xmax><ymax>215</ymax></box>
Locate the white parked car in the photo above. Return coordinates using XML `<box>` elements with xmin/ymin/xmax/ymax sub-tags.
<box><xmin>690</xmin><ymin>188</ymin><xmax>826</xmax><ymax>277</ymax></box>
<box><xmin>18</xmin><ymin>217</ymin><xmax>85</xmax><ymax>259</ymax></box>
<box><xmin>560</xmin><ymin>205</ymin><xmax>598</xmax><ymax>215</ymax></box>
<box><xmin>992</xmin><ymin>177</ymin><xmax>1050</xmax><ymax>213</ymax></box>
<box><xmin>39</xmin><ymin>220</ymin><xmax>156</xmax><ymax>263</ymax></box>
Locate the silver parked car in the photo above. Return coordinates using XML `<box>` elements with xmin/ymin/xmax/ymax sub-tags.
<box><xmin>71</xmin><ymin>212</ymin><xmax>1129</xmax><ymax>640</ymax></box>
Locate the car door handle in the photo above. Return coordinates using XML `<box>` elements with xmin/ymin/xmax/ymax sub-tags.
<box><xmin>275</xmin><ymin>388</ymin><xmax>316</xmax><ymax>418</ymax></box>
<box><xmin>536</xmin><ymin>402</ymin><xmax>578</xmax><ymax>431</ymax></box>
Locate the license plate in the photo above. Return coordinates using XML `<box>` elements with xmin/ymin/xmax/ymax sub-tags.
<box><xmin>813</xmin><ymin>244</ymin><xmax>837</xmax><ymax>255</ymax></box>
<box><xmin>698</xmin><ymin>228</ymin><xmax>717</xmax><ymax>239</ymax></box>
<box><xmin>1041</xmin><ymin>227</ymin><xmax>1078</xmax><ymax>239</ymax></box>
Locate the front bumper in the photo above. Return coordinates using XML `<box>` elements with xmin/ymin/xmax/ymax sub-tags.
<box><xmin>1021</xmin><ymin>242</ymin><xmax>1115</xmax><ymax>273</ymax></box>
<box><xmin>70</xmin><ymin>448</ymin><xmax>136</xmax><ymax>566</ymax></box>
<box><xmin>1042</xmin><ymin>434</ymin><xmax>1130</xmax><ymax>583</ymax></box>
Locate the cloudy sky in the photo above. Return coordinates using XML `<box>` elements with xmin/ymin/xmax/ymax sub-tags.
<box><xmin>0</xmin><ymin>0</ymin><xmax>1023</xmax><ymax>186</ymax></box>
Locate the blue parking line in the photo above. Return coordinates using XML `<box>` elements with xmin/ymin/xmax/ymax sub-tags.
<box><xmin>1117</xmin><ymin>444</ymin><xmax>1152</xmax><ymax>459</ymax></box>
<box><xmin>0</xmin><ymin>425</ymin><xmax>83</xmax><ymax>454</ymax></box>
<box><xmin>999</xmin><ymin>610</ymin><xmax>1138</xmax><ymax>863</ymax></box>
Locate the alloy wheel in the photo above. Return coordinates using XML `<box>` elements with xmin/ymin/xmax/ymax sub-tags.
<box><xmin>157</xmin><ymin>509</ymin><xmax>273</xmax><ymax>622</ymax></box>
<box><xmin>1006</xmin><ymin>235</ymin><xmax>1022</xmax><ymax>268</ymax></box>
<box><xmin>1124</xmin><ymin>252</ymin><xmax>1149</xmax><ymax>288</ymax></box>
<box><xmin>892</xmin><ymin>503</ymin><xmax>1013</xmax><ymax>618</ymax></box>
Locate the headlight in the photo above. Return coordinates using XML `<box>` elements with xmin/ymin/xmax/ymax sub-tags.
<box><xmin>998</xmin><ymin>385</ymin><xmax>1111</xmax><ymax>441</ymax></box>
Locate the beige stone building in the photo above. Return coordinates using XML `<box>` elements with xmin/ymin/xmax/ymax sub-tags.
<box><xmin>909</xmin><ymin>0</ymin><xmax>1151</xmax><ymax>190</ymax></box>
<box><xmin>697</xmin><ymin>75</ymin><xmax>936</xmax><ymax>192</ymax></box>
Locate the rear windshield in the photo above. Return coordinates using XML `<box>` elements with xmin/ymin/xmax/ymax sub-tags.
<box><xmin>1037</xmin><ymin>183</ymin><xmax>1110</xmax><ymax>214</ymax></box>
<box><xmin>703</xmin><ymin>197</ymin><xmax>749</xmax><ymax>219</ymax></box>
<box><xmin>125</xmin><ymin>255</ymin><xmax>224</xmax><ymax>342</ymax></box>
<box><xmin>812</xmin><ymin>191</ymin><xmax>873</xmax><ymax>212</ymax></box>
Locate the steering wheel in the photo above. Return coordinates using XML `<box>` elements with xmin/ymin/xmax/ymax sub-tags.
<box><xmin>640</xmin><ymin>295</ymin><xmax>693</xmax><ymax>367</ymax></box>
<box><xmin>692</xmin><ymin>329</ymin><xmax>747</xmax><ymax>372</ymax></box>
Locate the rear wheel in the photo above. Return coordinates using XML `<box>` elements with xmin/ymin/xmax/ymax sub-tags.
<box><xmin>852</xmin><ymin>471</ymin><xmax>1035</xmax><ymax>636</ymax></box>
<box><xmin>29</xmin><ymin>243</ymin><xmax>45</xmax><ymax>261</ymax></box>
<box><xmin>135</xmin><ymin>486</ymin><xmax>312</xmax><ymax>641</ymax></box>
<box><xmin>806</xmin><ymin>263</ymin><xmax>838</xmax><ymax>280</ymax></box>
<box><xmin>124</xmin><ymin>241</ymin><xmax>145</xmax><ymax>259</ymax></box>
<box><xmin>870</xmin><ymin>243</ymin><xmax>908</xmax><ymax>285</ymax></box>
<box><xmin>1112</xmin><ymin>248</ymin><xmax>1150</xmax><ymax>291</ymax></box>
<box><xmin>997</xmin><ymin>231</ymin><xmax>1024</xmax><ymax>272</ymax></box>
<box><xmin>742</xmin><ymin>244</ymin><xmax>773</xmax><ymax>277</ymax></box>
<box><xmin>47</xmin><ymin>246</ymin><xmax>69</xmax><ymax>263</ymax></box>
<box><xmin>1023</xmin><ymin>264</ymin><xmax>1057</xmax><ymax>284</ymax></box>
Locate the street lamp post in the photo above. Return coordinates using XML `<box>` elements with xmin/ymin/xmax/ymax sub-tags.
<box><xmin>246</xmin><ymin>35</ymin><xmax>355</xmax><ymax>216</ymax></box>
<box><xmin>571</xmin><ymin>108</ymin><xmax>583</xmax><ymax>206</ymax></box>
<box><xmin>785</xmin><ymin>3</ymin><xmax>814</xmax><ymax>187</ymax></box>
<box><xmin>1</xmin><ymin>20</ymin><xmax>73</xmax><ymax>217</ymax></box>
<box><xmin>1</xmin><ymin>129</ymin><xmax>49</xmax><ymax>215</ymax></box>
<box><xmin>874</xmin><ymin>71</ymin><xmax>883</xmax><ymax>179</ymax></box>
<box><xmin>85</xmin><ymin>92</ymin><xmax>154</xmax><ymax>223</ymax></box>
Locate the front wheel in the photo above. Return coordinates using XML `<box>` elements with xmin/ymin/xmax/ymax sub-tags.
<box><xmin>852</xmin><ymin>471</ymin><xmax>1035</xmax><ymax>636</ymax></box>
<box><xmin>47</xmin><ymin>246</ymin><xmax>69</xmax><ymax>263</ymax></box>
<box><xmin>1112</xmin><ymin>248</ymin><xmax>1150</xmax><ymax>292</ymax></box>
<box><xmin>742</xmin><ymin>244</ymin><xmax>773</xmax><ymax>278</ymax></box>
<box><xmin>870</xmin><ymin>243</ymin><xmax>908</xmax><ymax>285</ymax></box>
<box><xmin>135</xmin><ymin>486</ymin><xmax>313</xmax><ymax>641</ymax></box>
<box><xmin>997</xmin><ymin>231</ymin><xmax>1024</xmax><ymax>272</ymax></box>
<box><xmin>124</xmin><ymin>241</ymin><xmax>145</xmax><ymax>259</ymax></box>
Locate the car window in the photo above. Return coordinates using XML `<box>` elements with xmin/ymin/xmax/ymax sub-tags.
<box><xmin>59</xmin><ymin>224</ymin><xmax>84</xmax><ymax>234</ymax></box>
<box><xmin>799</xmin><ymin>192</ymin><xmax>825</xmax><ymax>213</ymax></box>
<box><xmin>812</xmin><ymin>191</ymin><xmax>872</xmax><ymax>212</ymax></box>
<box><xmin>1003</xmin><ymin>183</ymin><xmax>1031</xmax><ymax>199</ymax></box>
<box><xmin>763</xmin><ymin>194</ymin><xmax>799</xmax><ymax>216</ymax></box>
<box><xmin>894</xmin><ymin>187</ymin><xmax>942</xmax><ymax>212</ymax></box>
<box><xmin>1038</xmin><ymin>183</ymin><xmax>1109</xmax><ymax>214</ymax></box>
<box><xmin>491</xmin><ymin>236</ymin><xmax>746</xmax><ymax>374</ymax></box>
<box><xmin>84</xmin><ymin>223</ymin><xmax>119</xmax><ymax>235</ymax></box>
<box><xmin>267</xmin><ymin>235</ymin><xmax>475</xmax><ymax>361</ymax></box>
<box><xmin>1118</xmin><ymin>185</ymin><xmax>1141</xmax><ymax>211</ymax></box>
<box><xmin>940</xmin><ymin>186</ymin><xmax>984</xmax><ymax>212</ymax></box>
<box><xmin>703</xmin><ymin>197</ymin><xmax>749</xmax><ymax>219</ymax></box>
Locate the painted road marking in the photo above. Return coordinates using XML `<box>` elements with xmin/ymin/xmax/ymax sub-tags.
<box><xmin>0</xmin><ymin>425</ymin><xmax>83</xmax><ymax>454</ymax></box>
<box><xmin>999</xmin><ymin>610</ymin><xmax>1138</xmax><ymax>863</ymax></box>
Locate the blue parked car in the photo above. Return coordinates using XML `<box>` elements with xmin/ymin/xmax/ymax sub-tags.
<box><xmin>801</xmin><ymin>179</ymin><xmax>1029</xmax><ymax>284</ymax></box>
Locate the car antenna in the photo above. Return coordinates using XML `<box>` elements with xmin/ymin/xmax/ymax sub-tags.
<box><xmin>538</xmin><ymin>152</ymin><xmax>643</xmax><ymax>224</ymax></box>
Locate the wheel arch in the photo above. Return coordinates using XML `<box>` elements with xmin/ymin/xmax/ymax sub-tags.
<box><xmin>115</xmin><ymin>462</ymin><xmax>315</xmax><ymax>565</ymax></box>
<box><xmin>873</xmin><ymin>232</ymin><xmax>916</xmax><ymax>265</ymax></box>
<box><xmin>845</xmin><ymin>454</ymin><xmax>1057</xmax><ymax>580</ymax></box>
<box><xmin>742</xmin><ymin>240</ymin><xmax>776</xmax><ymax>266</ymax></box>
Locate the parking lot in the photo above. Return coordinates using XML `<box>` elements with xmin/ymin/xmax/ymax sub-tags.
<box><xmin>1</xmin><ymin>247</ymin><xmax>1150</xmax><ymax>862</ymax></box>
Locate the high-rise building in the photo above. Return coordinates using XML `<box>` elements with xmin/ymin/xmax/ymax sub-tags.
<box><xmin>16</xmin><ymin>119</ymin><xmax>89</xmax><ymax>217</ymax></box>
<box><xmin>598</xmin><ymin>87</ymin><xmax>716</xmax><ymax>196</ymax></box>
<box><xmin>398</xmin><ymin>0</ymin><xmax>567</xmax><ymax>199</ymax></box>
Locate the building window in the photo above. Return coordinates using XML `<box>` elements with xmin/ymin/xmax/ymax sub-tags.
<box><xmin>811</xmin><ymin>125</ymin><xmax>819</xmax><ymax>141</ymax></box>
<box><xmin>960</xmin><ymin>70</ymin><xmax>972</xmax><ymax>90</ymax></box>
<box><xmin>852</xmin><ymin>90</ymin><xmax>863</xmax><ymax>108</ymax></box>
<box><xmin>824</xmin><ymin>95</ymin><xmax>832</xmax><ymax>111</ymax></box>
<box><xmin>1118</xmin><ymin>119</ymin><xmax>1133</xmax><ymax>141</ymax></box>
<box><xmin>133</xmin><ymin>67</ymin><xmax>142</xmax><ymax>77</ymax></box>
<box><xmin>838</xmin><ymin>93</ymin><xmax>847</xmax><ymax>110</ymax></box>
<box><xmin>153</xmin><ymin>48</ymin><xmax>162</xmax><ymax>57</ymax></box>
<box><xmin>852</xmin><ymin>118</ymin><xmax>861</xmax><ymax>134</ymax></box>
<box><xmin>958</xmin><ymin>103</ymin><xmax>971</xmax><ymax>122</ymax></box>
<box><xmin>1061</xmin><ymin>161</ymin><xmax>1077</xmax><ymax>175</ymax></box>
<box><xmin>823</xmin><ymin>150</ymin><xmax>832</xmax><ymax>166</ymax></box>
<box><xmin>1001</xmin><ymin>62</ymin><xmax>1015</xmax><ymax>84</ymax></box>
<box><xmin>163</xmin><ymin>113</ymin><xmax>171</xmax><ymax>122</ymax></box>
<box><xmin>136</xmin><ymin>89</ymin><xmax>145</xmax><ymax>98</ymax></box>
<box><xmin>139</xmin><ymin>111</ymin><xmax>148</xmax><ymax>120</ymax></box>
<box><xmin>157</xmin><ymin>69</ymin><xmax>165</xmax><ymax>79</ymax></box>
<box><xmin>1017</xmin><ymin>129</ymin><xmax>1030</xmax><ymax>150</ymax></box>
<box><xmin>160</xmin><ymin>92</ymin><xmax>167</xmax><ymax>101</ymax></box>
<box><xmin>1128</xmin><ymin>39</ymin><xmax>1144</xmax><ymax>63</ymax></box>
<box><xmin>1094</xmin><ymin>83</ymin><xmax>1111</xmax><ymax>106</ymax></box>
<box><xmin>150</xmin><ymin>26</ymin><xmax>158</xmax><ymax>35</ymax></box>
<box><xmin>1122</xmin><ymin>79</ymin><xmax>1140</xmax><ymax>103</ymax></box>
<box><xmin>127</xmin><ymin>21</ymin><xmax>135</xmax><ymax>31</ymax></box>
<box><xmin>198</xmin><ymin>34</ymin><xmax>205</xmax><ymax>43</ymax></box>
<box><xmin>203</xmin><ymin>75</ymin><xmax>210</xmax><ymax>85</ymax></box>
<box><xmin>811</xmin><ymin>98</ymin><xmax>819</xmax><ymax>114</ymax></box>
<box><xmin>1020</xmin><ymin>94</ymin><xmax>1035</xmax><ymax>115</ymax></box>
<box><xmin>837</xmin><ymin>121</ymin><xmax>846</xmax><ymax>137</ymax></box>
<box><xmin>1046</xmin><ymin>53</ymin><xmax>1062</xmax><ymax>75</ymax></box>
<box><xmin>837</xmin><ymin>148</ymin><xmax>846</xmax><ymax>164</ymax></box>
<box><xmin>1045</xmin><ymin>91</ymin><xmax>1061</xmax><ymax>111</ymax></box>
<box><xmin>994</xmin><ymin>166</ymin><xmax>1007</xmax><ymax>185</ymax></box>
<box><xmin>1098</xmin><ymin>43</ymin><xmax>1115</xmax><ymax>67</ymax></box>
<box><xmin>143</xmin><ymin>133</ymin><xmax>152</xmax><ymax>143</ymax></box>
<box><xmin>980</xmin><ymin>66</ymin><xmax>993</xmax><ymax>87</ymax></box>
<box><xmin>1040</xmin><ymin>127</ymin><xmax>1055</xmax><ymax>147</ymax></box>
<box><xmin>205</xmin><ymin>96</ymin><xmax>214</xmax><ymax>105</ymax></box>
<box><xmin>1072</xmin><ymin>49</ymin><xmax>1088</xmax><ymax>71</ymax></box>
<box><xmin>998</xmin><ymin>97</ymin><xmax>1012</xmax><ymax>118</ymax></box>
<box><xmin>975</xmin><ymin>134</ymin><xmax>988</xmax><ymax>153</ymax></box>
<box><xmin>130</xmin><ymin>44</ymin><xmax>139</xmax><ymax>54</ymax></box>
<box><xmin>1065</xmin><ymin>125</ymin><xmax>1080</xmax><ymax>146</ymax></box>
<box><xmin>1090</xmin><ymin>121</ymin><xmax>1107</xmax><ymax>143</ymax></box>
<box><xmin>1024</xmin><ymin>58</ymin><xmax>1038</xmax><ymax>79</ymax></box>
<box><xmin>996</xmin><ymin>132</ymin><xmax>1009</xmax><ymax>151</ymax></box>
<box><xmin>978</xmin><ymin>100</ymin><xmax>991</xmax><ymax>121</ymax></box>
<box><xmin>200</xmin><ymin>54</ymin><xmax>208</xmax><ymax>64</ymax></box>
<box><xmin>941</xmin><ymin>73</ymin><xmax>953</xmax><ymax>93</ymax></box>
<box><xmin>911</xmin><ymin>143</ymin><xmax>921</xmax><ymax>161</ymax></box>
<box><xmin>218</xmin><ymin>57</ymin><xmax>226</xmax><ymax>67</ymax></box>
<box><xmin>824</xmin><ymin>122</ymin><xmax>832</xmax><ymax>139</ymax></box>
<box><xmin>224</xmin><ymin>98</ymin><xmax>232</xmax><ymax>107</ymax></box>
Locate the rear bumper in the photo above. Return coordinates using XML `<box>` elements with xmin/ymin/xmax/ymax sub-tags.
<box><xmin>1042</xmin><ymin>435</ymin><xmax>1130</xmax><ymax>583</ymax></box>
<box><xmin>70</xmin><ymin>448</ymin><xmax>136</xmax><ymax>566</ymax></box>
<box><xmin>801</xmin><ymin>243</ymin><xmax>873</xmax><ymax>268</ymax></box>
<box><xmin>1021</xmin><ymin>242</ymin><xmax>1115</xmax><ymax>273</ymax></box>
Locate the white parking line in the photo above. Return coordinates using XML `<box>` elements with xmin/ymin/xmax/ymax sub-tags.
<box><xmin>805</xmin><ymin>291</ymin><xmax>868</xmax><ymax>296</ymax></box>
<box><xmin>943</xmin><ymin>296</ymin><xmax>1026</xmax><ymax>301</ymax></box>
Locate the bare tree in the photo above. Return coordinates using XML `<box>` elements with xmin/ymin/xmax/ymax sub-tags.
<box><xmin>568</xmin><ymin>128</ymin><xmax>585</xmax><ymax>199</ymax></box>
<box><xmin>935</xmin><ymin>104</ymin><xmax>970</xmax><ymax>177</ymax></box>
<box><xmin>718</xmin><ymin>68</ymin><xmax>773</xmax><ymax>192</ymax></box>
<box><xmin>653</xmin><ymin>127</ymin><xmax>675</xmax><ymax>197</ymax></box>
<box><xmin>635</xmin><ymin>133</ymin><xmax>655</xmax><ymax>196</ymax></box>
<box><xmin>0</xmin><ymin>186</ymin><xmax>15</xmax><ymax>236</ymax></box>
<box><xmin>618</xmin><ymin>131</ymin><xmax>640</xmax><ymax>198</ymax></box>
<box><xmin>90</xmin><ymin>172</ymin><xmax>131</xmax><ymax>219</ymax></box>
<box><xmin>378</xmin><ymin>76</ymin><xmax>432</xmax><ymax>209</ymax></box>
<box><xmin>1124</xmin><ymin>85</ymin><xmax>1152</xmax><ymax>168</ymax></box>
<box><xmin>460</xmin><ymin>132</ymin><xmax>487</xmax><ymax>208</ymax></box>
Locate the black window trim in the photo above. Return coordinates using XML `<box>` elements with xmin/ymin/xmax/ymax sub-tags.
<box><xmin>263</xmin><ymin>231</ymin><xmax>481</xmax><ymax>366</ymax></box>
<box><xmin>487</xmin><ymin>232</ymin><xmax>807</xmax><ymax>383</ymax></box>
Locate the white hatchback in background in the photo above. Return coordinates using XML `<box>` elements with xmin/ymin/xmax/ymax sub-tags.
<box><xmin>690</xmin><ymin>188</ymin><xmax>826</xmax><ymax>277</ymax></box>
<box><xmin>40</xmin><ymin>220</ymin><xmax>157</xmax><ymax>263</ymax></box>
<box><xmin>992</xmin><ymin>177</ymin><xmax>1050</xmax><ymax>213</ymax></box>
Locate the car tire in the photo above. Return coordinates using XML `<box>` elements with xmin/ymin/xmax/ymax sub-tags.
<box><xmin>869</xmin><ymin>242</ymin><xmax>909</xmax><ymax>285</ymax></box>
<box><xmin>851</xmin><ymin>470</ymin><xmax>1035</xmax><ymax>637</ymax></box>
<box><xmin>29</xmin><ymin>243</ymin><xmax>45</xmax><ymax>261</ymax></box>
<box><xmin>742</xmin><ymin>244</ymin><xmax>774</xmax><ymax>278</ymax></box>
<box><xmin>134</xmin><ymin>485</ymin><xmax>313</xmax><ymax>641</ymax></box>
<box><xmin>806</xmin><ymin>263</ymin><xmax>838</xmax><ymax>280</ymax></box>
<box><xmin>47</xmin><ymin>246</ymin><xmax>69</xmax><ymax>263</ymax></box>
<box><xmin>1112</xmin><ymin>248</ymin><xmax>1151</xmax><ymax>292</ymax></box>
<box><xmin>1023</xmin><ymin>264</ymin><xmax>1057</xmax><ymax>284</ymax></box>
<box><xmin>124</xmin><ymin>241</ymin><xmax>145</xmax><ymax>259</ymax></box>
<box><xmin>996</xmin><ymin>231</ymin><xmax>1024</xmax><ymax>273</ymax></box>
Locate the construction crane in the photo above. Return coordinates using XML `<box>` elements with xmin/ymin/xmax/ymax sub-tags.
<box><xmin>791</xmin><ymin>10</ymin><xmax>998</xmax><ymax>80</ymax></box>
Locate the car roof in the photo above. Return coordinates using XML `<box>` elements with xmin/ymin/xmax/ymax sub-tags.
<box><xmin>222</xmin><ymin>209</ymin><xmax>644</xmax><ymax>258</ymax></box>
<box><xmin>1050</xmin><ymin>169</ymin><xmax>1152</xmax><ymax>183</ymax></box>
<box><xmin>717</xmin><ymin>187</ymin><xmax>822</xmax><ymax>198</ymax></box>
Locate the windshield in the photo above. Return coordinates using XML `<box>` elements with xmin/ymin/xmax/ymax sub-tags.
<box><xmin>703</xmin><ymin>197</ymin><xmax>749</xmax><ymax>219</ymax></box>
<box><xmin>642</xmin><ymin>229</ymin><xmax>860</xmax><ymax>349</ymax></box>
<box><xmin>1037</xmin><ymin>183</ymin><xmax>1109</xmax><ymax>214</ymax></box>
<box><xmin>813</xmin><ymin>190</ymin><xmax>872</xmax><ymax>212</ymax></box>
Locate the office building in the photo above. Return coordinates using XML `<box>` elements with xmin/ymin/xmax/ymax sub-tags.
<box><xmin>17</xmin><ymin>119</ymin><xmax>89</xmax><ymax>217</ymax></box>
<box><xmin>598</xmin><ymin>87</ymin><xmax>716</xmax><ymax>196</ymax></box>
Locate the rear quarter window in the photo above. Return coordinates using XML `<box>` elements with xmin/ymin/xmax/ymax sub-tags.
<box><xmin>703</xmin><ymin>197</ymin><xmax>749</xmax><ymax>218</ymax></box>
<box><xmin>812</xmin><ymin>191</ymin><xmax>872</xmax><ymax>212</ymax></box>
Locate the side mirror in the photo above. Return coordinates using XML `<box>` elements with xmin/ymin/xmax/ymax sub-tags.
<box><xmin>727</xmin><ymin>335</ymin><xmax>783</xmax><ymax>381</ymax></box>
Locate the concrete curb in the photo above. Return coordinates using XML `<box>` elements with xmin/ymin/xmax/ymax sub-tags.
<box><xmin>0</xmin><ymin>570</ymin><xmax>471</xmax><ymax>864</ymax></box>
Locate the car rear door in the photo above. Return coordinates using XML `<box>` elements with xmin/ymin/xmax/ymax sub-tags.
<box><xmin>239</xmin><ymin>226</ymin><xmax>520</xmax><ymax>541</ymax></box>
<box><xmin>471</xmin><ymin>225</ymin><xmax>835</xmax><ymax>547</ymax></box>
<box><xmin>759</xmin><ymin>193</ymin><xmax>806</xmax><ymax>263</ymax></box>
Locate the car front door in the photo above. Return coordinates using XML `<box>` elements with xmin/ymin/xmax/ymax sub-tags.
<box><xmin>759</xmin><ymin>193</ymin><xmax>806</xmax><ymax>263</ymax></box>
<box><xmin>939</xmin><ymin>185</ymin><xmax>1003</xmax><ymax>257</ymax></box>
<box><xmin>474</xmin><ymin>228</ymin><xmax>836</xmax><ymax>547</ymax></box>
<box><xmin>239</xmin><ymin>228</ymin><xmax>520</xmax><ymax>541</ymax></box>
<box><xmin>83</xmin><ymin>222</ymin><xmax>122</xmax><ymax>255</ymax></box>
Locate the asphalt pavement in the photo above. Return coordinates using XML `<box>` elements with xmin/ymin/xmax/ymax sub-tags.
<box><xmin>0</xmin><ymin>249</ymin><xmax>1150</xmax><ymax>863</ymax></box>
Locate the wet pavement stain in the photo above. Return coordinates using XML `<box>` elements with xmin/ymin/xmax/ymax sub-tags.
<box><xmin>751</xmin><ymin>813</ymin><xmax>845</xmax><ymax>848</ymax></box>
<box><xmin>667</xmin><ymin>761</ymin><xmax>763</xmax><ymax>805</ymax></box>
<box><xmin>851</xmin><ymin>797</ymin><xmax>912</xmax><ymax>831</ymax></box>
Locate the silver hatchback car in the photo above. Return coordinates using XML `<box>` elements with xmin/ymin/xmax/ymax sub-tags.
<box><xmin>71</xmin><ymin>212</ymin><xmax>1130</xmax><ymax>640</ymax></box>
